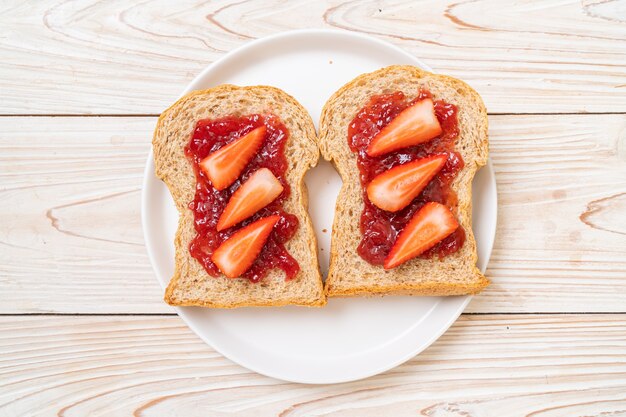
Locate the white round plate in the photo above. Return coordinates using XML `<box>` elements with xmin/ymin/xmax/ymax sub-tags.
<box><xmin>142</xmin><ymin>29</ymin><xmax>497</xmax><ymax>384</ymax></box>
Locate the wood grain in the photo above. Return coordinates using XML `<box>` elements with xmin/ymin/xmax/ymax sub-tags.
<box><xmin>0</xmin><ymin>315</ymin><xmax>625</xmax><ymax>416</ymax></box>
<box><xmin>470</xmin><ymin>113</ymin><xmax>626</xmax><ymax>312</ymax></box>
<box><xmin>1</xmin><ymin>0</ymin><xmax>625</xmax><ymax>115</ymax></box>
<box><xmin>0</xmin><ymin>117</ymin><xmax>168</xmax><ymax>314</ymax></box>
<box><xmin>0</xmin><ymin>114</ymin><xmax>625</xmax><ymax>313</ymax></box>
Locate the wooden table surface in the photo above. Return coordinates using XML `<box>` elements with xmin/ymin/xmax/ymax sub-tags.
<box><xmin>1</xmin><ymin>1</ymin><xmax>625</xmax><ymax>415</ymax></box>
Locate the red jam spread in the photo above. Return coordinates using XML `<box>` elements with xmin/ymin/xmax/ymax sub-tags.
<box><xmin>348</xmin><ymin>90</ymin><xmax>466</xmax><ymax>265</ymax></box>
<box><xmin>186</xmin><ymin>114</ymin><xmax>299</xmax><ymax>282</ymax></box>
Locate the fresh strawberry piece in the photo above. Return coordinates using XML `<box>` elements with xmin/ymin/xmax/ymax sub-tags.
<box><xmin>211</xmin><ymin>215</ymin><xmax>280</xmax><ymax>278</ymax></box>
<box><xmin>199</xmin><ymin>125</ymin><xmax>267</xmax><ymax>190</ymax></box>
<box><xmin>367</xmin><ymin>99</ymin><xmax>442</xmax><ymax>157</ymax></box>
<box><xmin>367</xmin><ymin>154</ymin><xmax>447</xmax><ymax>212</ymax></box>
<box><xmin>217</xmin><ymin>168</ymin><xmax>284</xmax><ymax>231</ymax></box>
<box><xmin>384</xmin><ymin>202</ymin><xmax>458</xmax><ymax>269</ymax></box>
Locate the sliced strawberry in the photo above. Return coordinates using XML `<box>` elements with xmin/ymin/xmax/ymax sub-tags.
<box><xmin>211</xmin><ymin>215</ymin><xmax>279</xmax><ymax>278</ymax></box>
<box><xmin>217</xmin><ymin>168</ymin><xmax>284</xmax><ymax>231</ymax></box>
<box><xmin>367</xmin><ymin>154</ymin><xmax>447</xmax><ymax>212</ymax></box>
<box><xmin>384</xmin><ymin>202</ymin><xmax>458</xmax><ymax>269</ymax></box>
<box><xmin>367</xmin><ymin>99</ymin><xmax>442</xmax><ymax>157</ymax></box>
<box><xmin>199</xmin><ymin>125</ymin><xmax>267</xmax><ymax>190</ymax></box>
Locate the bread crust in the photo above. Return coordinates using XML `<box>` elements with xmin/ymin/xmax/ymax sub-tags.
<box><xmin>319</xmin><ymin>65</ymin><xmax>490</xmax><ymax>298</ymax></box>
<box><xmin>154</xmin><ymin>85</ymin><xmax>326</xmax><ymax>308</ymax></box>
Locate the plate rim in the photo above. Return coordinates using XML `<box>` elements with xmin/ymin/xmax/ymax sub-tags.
<box><xmin>181</xmin><ymin>28</ymin><xmax>433</xmax><ymax>95</ymax></box>
<box><xmin>141</xmin><ymin>28</ymin><xmax>497</xmax><ymax>384</ymax></box>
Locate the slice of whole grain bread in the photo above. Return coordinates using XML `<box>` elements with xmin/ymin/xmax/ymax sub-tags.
<box><xmin>319</xmin><ymin>65</ymin><xmax>490</xmax><ymax>297</ymax></box>
<box><xmin>153</xmin><ymin>85</ymin><xmax>325</xmax><ymax>308</ymax></box>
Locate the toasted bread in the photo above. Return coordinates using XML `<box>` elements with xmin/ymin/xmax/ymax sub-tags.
<box><xmin>319</xmin><ymin>65</ymin><xmax>490</xmax><ymax>297</ymax></box>
<box><xmin>153</xmin><ymin>85</ymin><xmax>325</xmax><ymax>308</ymax></box>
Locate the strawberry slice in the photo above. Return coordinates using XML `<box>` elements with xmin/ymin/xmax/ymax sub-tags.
<box><xmin>211</xmin><ymin>215</ymin><xmax>280</xmax><ymax>278</ymax></box>
<box><xmin>367</xmin><ymin>154</ymin><xmax>447</xmax><ymax>212</ymax></box>
<box><xmin>199</xmin><ymin>125</ymin><xmax>267</xmax><ymax>190</ymax></box>
<box><xmin>217</xmin><ymin>168</ymin><xmax>284</xmax><ymax>231</ymax></box>
<box><xmin>367</xmin><ymin>99</ymin><xmax>442</xmax><ymax>157</ymax></box>
<box><xmin>384</xmin><ymin>202</ymin><xmax>458</xmax><ymax>269</ymax></box>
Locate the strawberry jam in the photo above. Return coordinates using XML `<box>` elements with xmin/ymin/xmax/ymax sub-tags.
<box><xmin>348</xmin><ymin>90</ymin><xmax>466</xmax><ymax>265</ymax></box>
<box><xmin>186</xmin><ymin>114</ymin><xmax>299</xmax><ymax>282</ymax></box>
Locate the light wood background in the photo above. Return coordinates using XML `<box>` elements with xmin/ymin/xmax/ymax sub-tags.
<box><xmin>1</xmin><ymin>0</ymin><xmax>625</xmax><ymax>415</ymax></box>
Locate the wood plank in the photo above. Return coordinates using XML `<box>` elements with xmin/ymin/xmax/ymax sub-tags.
<box><xmin>1</xmin><ymin>315</ymin><xmax>625</xmax><ymax>416</ymax></box>
<box><xmin>0</xmin><ymin>117</ymin><xmax>168</xmax><ymax>313</ymax></box>
<box><xmin>1</xmin><ymin>0</ymin><xmax>625</xmax><ymax>115</ymax></box>
<box><xmin>470</xmin><ymin>113</ymin><xmax>626</xmax><ymax>312</ymax></box>
<box><xmin>1</xmin><ymin>114</ymin><xmax>625</xmax><ymax>313</ymax></box>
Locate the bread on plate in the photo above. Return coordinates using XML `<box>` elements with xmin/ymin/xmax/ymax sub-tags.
<box><xmin>318</xmin><ymin>65</ymin><xmax>490</xmax><ymax>298</ymax></box>
<box><xmin>153</xmin><ymin>85</ymin><xmax>325</xmax><ymax>308</ymax></box>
